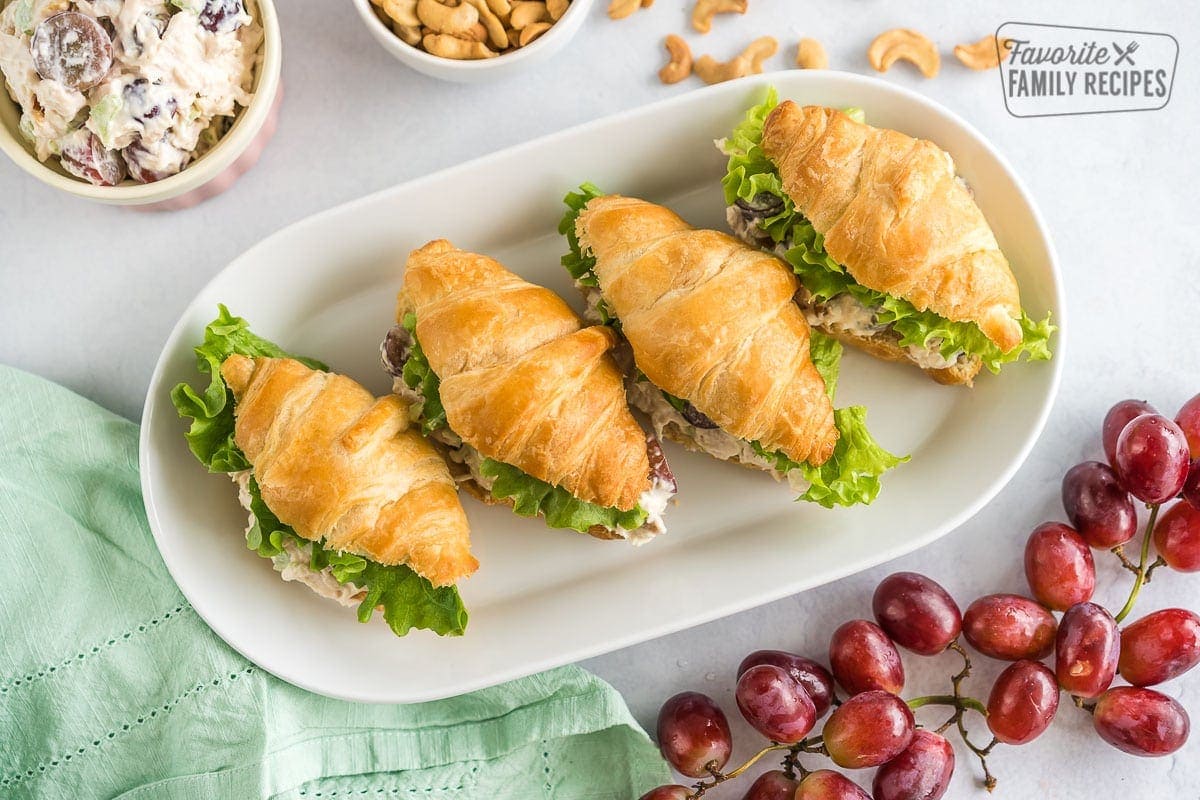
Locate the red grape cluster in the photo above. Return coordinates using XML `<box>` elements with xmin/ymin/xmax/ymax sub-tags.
<box><xmin>639</xmin><ymin>393</ymin><xmax>1200</xmax><ymax>800</ymax></box>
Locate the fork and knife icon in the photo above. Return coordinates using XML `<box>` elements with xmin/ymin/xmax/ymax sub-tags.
<box><xmin>1113</xmin><ymin>40</ymin><xmax>1139</xmax><ymax>65</ymax></box>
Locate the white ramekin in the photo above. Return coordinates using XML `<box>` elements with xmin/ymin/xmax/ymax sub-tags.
<box><xmin>0</xmin><ymin>0</ymin><xmax>281</xmax><ymax>210</ymax></box>
<box><xmin>351</xmin><ymin>0</ymin><xmax>595</xmax><ymax>83</ymax></box>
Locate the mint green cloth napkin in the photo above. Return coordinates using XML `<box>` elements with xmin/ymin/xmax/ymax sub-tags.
<box><xmin>0</xmin><ymin>365</ymin><xmax>669</xmax><ymax>800</ymax></box>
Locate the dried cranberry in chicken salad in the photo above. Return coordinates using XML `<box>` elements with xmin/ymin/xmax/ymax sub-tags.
<box><xmin>0</xmin><ymin>0</ymin><xmax>262</xmax><ymax>185</ymax></box>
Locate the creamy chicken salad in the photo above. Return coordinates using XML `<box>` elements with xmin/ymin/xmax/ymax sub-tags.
<box><xmin>231</xmin><ymin>471</ymin><xmax>368</xmax><ymax>607</ymax></box>
<box><xmin>0</xmin><ymin>0</ymin><xmax>261</xmax><ymax>185</ymax></box>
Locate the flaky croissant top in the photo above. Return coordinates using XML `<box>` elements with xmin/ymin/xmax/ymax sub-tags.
<box><xmin>761</xmin><ymin>101</ymin><xmax>1023</xmax><ymax>351</ymax></box>
<box><xmin>221</xmin><ymin>354</ymin><xmax>477</xmax><ymax>588</ymax></box>
<box><xmin>401</xmin><ymin>239</ymin><xmax>653</xmax><ymax>511</ymax></box>
<box><xmin>576</xmin><ymin>196</ymin><xmax>838</xmax><ymax>467</ymax></box>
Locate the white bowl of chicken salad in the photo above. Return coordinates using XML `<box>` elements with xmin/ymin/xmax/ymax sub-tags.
<box><xmin>0</xmin><ymin>0</ymin><xmax>279</xmax><ymax>209</ymax></box>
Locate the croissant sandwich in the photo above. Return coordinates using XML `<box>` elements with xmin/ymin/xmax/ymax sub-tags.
<box><xmin>172</xmin><ymin>306</ymin><xmax>476</xmax><ymax>638</ymax></box>
<box><xmin>382</xmin><ymin>239</ymin><xmax>677</xmax><ymax>543</ymax></box>
<box><xmin>720</xmin><ymin>89</ymin><xmax>1054</xmax><ymax>386</ymax></box>
<box><xmin>562</xmin><ymin>188</ymin><xmax>905</xmax><ymax>508</ymax></box>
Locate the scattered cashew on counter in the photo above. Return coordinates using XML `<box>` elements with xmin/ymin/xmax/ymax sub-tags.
<box><xmin>658</xmin><ymin>34</ymin><xmax>693</xmax><ymax>83</ymax></box>
<box><xmin>954</xmin><ymin>34</ymin><xmax>1012</xmax><ymax>70</ymax></box>
<box><xmin>691</xmin><ymin>0</ymin><xmax>746</xmax><ymax>34</ymax></box>
<box><xmin>694</xmin><ymin>36</ymin><xmax>777</xmax><ymax>84</ymax></box>
<box><xmin>794</xmin><ymin>37</ymin><xmax>826</xmax><ymax>69</ymax></box>
<box><xmin>867</xmin><ymin>28</ymin><xmax>940</xmax><ymax>78</ymax></box>
<box><xmin>371</xmin><ymin>0</ymin><xmax>570</xmax><ymax>58</ymax></box>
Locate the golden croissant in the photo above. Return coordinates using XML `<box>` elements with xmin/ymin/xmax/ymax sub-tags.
<box><xmin>222</xmin><ymin>354</ymin><xmax>477</xmax><ymax>587</ymax></box>
<box><xmin>574</xmin><ymin>194</ymin><xmax>838</xmax><ymax>471</ymax></box>
<box><xmin>384</xmin><ymin>239</ymin><xmax>676</xmax><ymax>543</ymax></box>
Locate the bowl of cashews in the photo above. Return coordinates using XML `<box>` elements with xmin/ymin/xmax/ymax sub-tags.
<box><xmin>352</xmin><ymin>0</ymin><xmax>595</xmax><ymax>81</ymax></box>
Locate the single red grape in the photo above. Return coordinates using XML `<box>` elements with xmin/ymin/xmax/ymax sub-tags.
<box><xmin>829</xmin><ymin>620</ymin><xmax>905</xmax><ymax>695</ymax></box>
<box><xmin>58</xmin><ymin>130</ymin><xmax>126</xmax><ymax>187</ymax></box>
<box><xmin>740</xmin><ymin>769</ymin><xmax>799</xmax><ymax>800</ymax></box>
<box><xmin>638</xmin><ymin>786</ymin><xmax>691</xmax><ymax>800</ymax></box>
<box><xmin>962</xmin><ymin>594</ymin><xmax>1057</xmax><ymax>661</ymax></box>
<box><xmin>30</xmin><ymin>11</ymin><xmax>113</xmax><ymax>90</ymax></box>
<box><xmin>870</xmin><ymin>730</ymin><xmax>955</xmax><ymax>800</ymax></box>
<box><xmin>656</xmin><ymin>692</ymin><xmax>732</xmax><ymax>777</ymax></box>
<box><xmin>1093</xmin><ymin>687</ymin><xmax>1190</xmax><ymax>757</ymax></box>
<box><xmin>872</xmin><ymin>572</ymin><xmax>962</xmax><ymax>656</ymax></box>
<box><xmin>1118</xmin><ymin>608</ymin><xmax>1200</xmax><ymax>687</ymax></box>
<box><xmin>1176</xmin><ymin>393</ymin><xmax>1200</xmax><ymax>457</ymax></box>
<box><xmin>1155</xmin><ymin>500</ymin><xmax>1200</xmax><ymax>571</ymax></box>
<box><xmin>199</xmin><ymin>0</ymin><xmax>247</xmax><ymax>32</ymax></box>
<box><xmin>1055</xmin><ymin>602</ymin><xmax>1120</xmax><ymax>698</ymax></box>
<box><xmin>986</xmin><ymin>660</ymin><xmax>1059</xmax><ymax>745</ymax></box>
<box><xmin>1183</xmin><ymin>459</ymin><xmax>1200</xmax><ymax>508</ymax></box>
<box><xmin>735</xmin><ymin>664</ymin><xmax>817</xmax><ymax>744</ymax></box>
<box><xmin>1023</xmin><ymin>522</ymin><xmax>1095</xmax><ymax>610</ymax></box>
<box><xmin>794</xmin><ymin>770</ymin><xmax>871</xmax><ymax>800</ymax></box>
<box><xmin>1114</xmin><ymin>414</ymin><xmax>1190</xmax><ymax>503</ymax></box>
<box><xmin>1062</xmin><ymin>461</ymin><xmax>1138</xmax><ymax>548</ymax></box>
<box><xmin>738</xmin><ymin>651</ymin><xmax>834</xmax><ymax>718</ymax></box>
<box><xmin>1103</xmin><ymin>399</ymin><xmax>1157</xmax><ymax>465</ymax></box>
<box><xmin>822</xmin><ymin>691</ymin><xmax>914</xmax><ymax>769</ymax></box>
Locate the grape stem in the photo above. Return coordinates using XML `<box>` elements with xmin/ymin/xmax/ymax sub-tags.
<box><xmin>779</xmin><ymin>736</ymin><xmax>824</xmax><ymax>780</ymax></box>
<box><xmin>906</xmin><ymin>640</ymin><xmax>999</xmax><ymax>791</ymax></box>
<box><xmin>908</xmin><ymin>693</ymin><xmax>988</xmax><ymax>716</ymax></box>
<box><xmin>1110</xmin><ymin>545</ymin><xmax>1139</xmax><ymax>575</ymax></box>
<box><xmin>690</xmin><ymin>743</ymin><xmax>790</xmax><ymax>797</ymax></box>
<box><xmin>1114</xmin><ymin>503</ymin><xmax>1161</xmax><ymax>624</ymax></box>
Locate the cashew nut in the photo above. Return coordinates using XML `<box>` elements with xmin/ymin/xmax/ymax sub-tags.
<box><xmin>416</xmin><ymin>0</ymin><xmax>479</xmax><ymax>35</ymax></box>
<box><xmin>691</xmin><ymin>0</ymin><xmax>746</xmax><ymax>35</ymax></box>
<box><xmin>484</xmin><ymin>0</ymin><xmax>511</xmax><ymax>19</ymax></box>
<box><xmin>606</xmin><ymin>0</ymin><xmax>638</xmax><ymax>19</ymax></box>
<box><xmin>422</xmin><ymin>31</ymin><xmax>497</xmax><ymax>58</ymax></box>
<box><xmin>694</xmin><ymin>35</ymin><xmax>776</xmax><ymax>84</ymax></box>
<box><xmin>867</xmin><ymin>28</ymin><xmax>939</xmax><ymax>78</ymax></box>
<box><xmin>392</xmin><ymin>21</ymin><xmax>422</xmax><ymax>44</ymax></box>
<box><xmin>658</xmin><ymin>34</ymin><xmax>692</xmax><ymax>84</ymax></box>
<box><xmin>746</xmin><ymin>35</ymin><xmax>777</xmax><ymax>69</ymax></box>
<box><xmin>518</xmin><ymin>20</ymin><xmax>551</xmax><ymax>45</ymax></box>
<box><xmin>463</xmin><ymin>0</ymin><xmax>508</xmax><ymax>48</ymax></box>
<box><xmin>954</xmin><ymin>35</ymin><xmax>1012</xmax><ymax>71</ymax></box>
<box><xmin>381</xmin><ymin>0</ymin><xmax>420</xmax><ymax>27</ymax></box>
<box><xmin>509</xmin><ymin>0</ymin><xmax>549</xmax><ymax>28</ymax></box>
<box><xmin>394</xmin><ymin>0</ymin><xmax>563</xmax><ymax>56</ymax></box>
<box><xmin>465</xmin><ymin>20</ymin><xmax>489</xmax><ymax>41</ymax></box>
<box><xmin>795</xmin><ymin>36</ymin><xmax>826</xmax><ymax>69</ymax></box>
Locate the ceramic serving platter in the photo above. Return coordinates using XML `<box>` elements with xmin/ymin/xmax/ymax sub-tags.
<box><xmin>140</xmin><ymin>71</ymin><xmax>1064</xmax><ymax>703</ymax></box>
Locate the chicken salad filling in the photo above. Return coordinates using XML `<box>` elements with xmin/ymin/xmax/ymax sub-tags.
<box><xmin>232</xmin><ymin>470</ymin><xmax>366</xmax><ymax>607</ymax></box>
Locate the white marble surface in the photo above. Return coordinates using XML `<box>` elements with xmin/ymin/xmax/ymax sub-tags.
<box><xmin>3</xmin><ymin>0</ymin><xmax>1199</xmax><ymax>797</ymax></box>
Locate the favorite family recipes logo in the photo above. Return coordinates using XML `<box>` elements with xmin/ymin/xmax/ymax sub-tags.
<box><xmin>997</xmin><ymin>22</ymin><xmax>1178</xmax><ymax>117</ymax></box>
